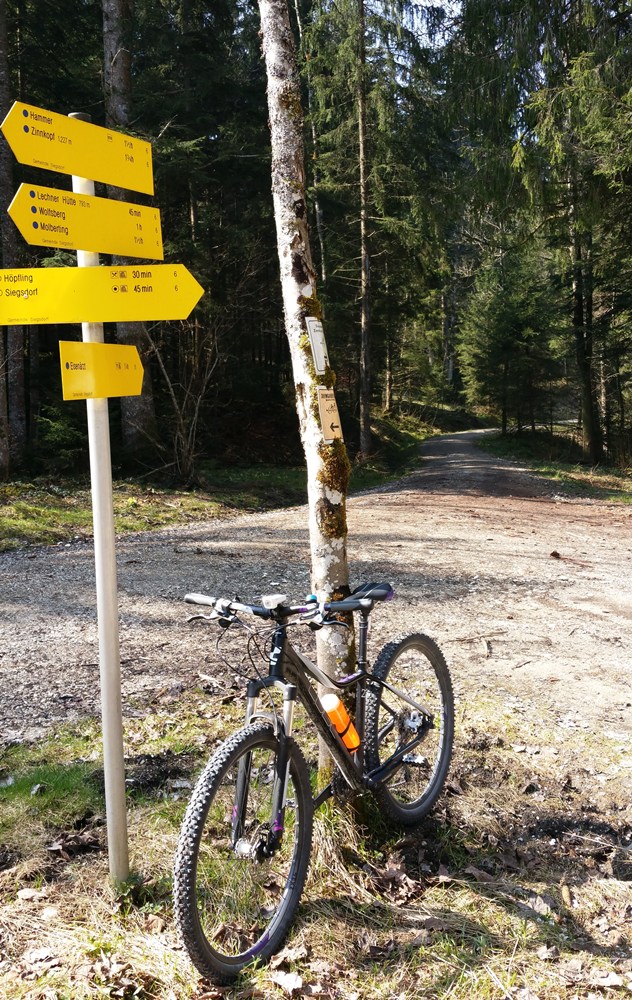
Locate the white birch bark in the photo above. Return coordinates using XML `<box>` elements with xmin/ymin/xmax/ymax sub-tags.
<box><xmin>258</xmin><ymin>0</ymin><xmax>353</xmax><ymax>675</ymax></box>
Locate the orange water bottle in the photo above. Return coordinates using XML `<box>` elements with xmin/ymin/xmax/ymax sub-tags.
<box><xmin>320</xmin><ymin>692</ymin><xmax>361</xmax><ymax>751</ymax></box>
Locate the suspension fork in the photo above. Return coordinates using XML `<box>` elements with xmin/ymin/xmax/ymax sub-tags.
<box><xmin>265</xmin><ymin>683</ymin><xmax>297</xmax><ymax>854</ymax></box>
<box><xmin>231</xmin><ymin>684</ymin><xmax>297</xmax><ymax>853</ymax></box>
<box><xmin>233</xmin><ymin>625</ymin><xmax>297</xmax><ymax>853</ymax></box>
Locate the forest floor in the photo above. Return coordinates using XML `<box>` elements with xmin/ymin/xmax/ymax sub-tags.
<box><xmin>0</xmin><ymin>429</ymin><xmax>630</xmax><ymax>999</ymax></box>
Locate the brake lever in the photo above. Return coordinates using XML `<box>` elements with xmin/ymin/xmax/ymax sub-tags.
<box><xmin>187</xmin><ymin>611</ymin><xmax>238</xmax><ymax>630</ymax></box>
<box><xmin>325</xmin><ymin>616</ymin><xmax>350</xmax><ymax>630</ymax></box>
<box><xmin>299</xmin><ymin>608</ymin><xmax>351</xmax><ymax>631</ymax></box>
<box><xmin>300</xmin><ymin>609</ymin><xmax>324</xmax><ymax>631</ymax></box>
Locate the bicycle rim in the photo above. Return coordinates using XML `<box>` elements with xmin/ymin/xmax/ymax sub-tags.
<box><xmin>174</xmin><ymin>723</ymin><xmax>313</xmax><ymax>982</ymax></box>
<box><xmin>365</xmin><ymin>633</ymin><xmax>454</xmax><ymax>823</ymax></box>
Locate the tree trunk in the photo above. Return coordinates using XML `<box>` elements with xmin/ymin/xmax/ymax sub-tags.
<box><xmin>0</xmin><ymin>339</ymin><xmax>7</xmax><ymax>478</ymax></box>
<box><xmin>569</xmin><ymin>180</ymin><xmax>602</xmax><ymax>464</ymax></box>
<box><xmin>257</xmin><ymin>0</ymin><xmax>353</xmax><ymax>685</ymax></box>
<box><xmin>102</xmin><ymin>0</ymin><xmax>158</xmax><ymax>467</ymax></box>
<box><xmin>501</xmin><ymin>359</ymin><xmax>508</xmax><ymax>435</ymax></box>
<box><xmin>0</xmin><ymin>0</ymin><xmax>25</xmax><ymax>474</ymax></box>
<box><xmin>292</xmin><ymin>0</ymin><xmax>327</xmax><ymax>285</ymax></box>
<box><xmin>6</xmin><ymin>327</ymin><xmax>26</xmax><ymax>464</ymax></box>
<box><xmin>357</xmin><ymin>0</ymin><xmax>371</xmax><ymax>457</ymax></box>
<box><xmin>383</xmin><ymin>334</ymin><xmax>392</xmax><ymax>413</ymax></box>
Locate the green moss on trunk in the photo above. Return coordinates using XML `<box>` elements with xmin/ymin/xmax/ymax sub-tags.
<box><xmin>318</xmin><ymin>438</ymin><xmax>351</xmax><ymax>496</ymax></box>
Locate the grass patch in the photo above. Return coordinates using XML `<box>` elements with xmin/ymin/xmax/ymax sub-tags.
<box><xmin>0</xmin><ymin>762</ymin><xmax>101</xmax><ymax>840</ymax></box>
<box><xmin>0</xmin><ymin>479</ymin><xmax>227</xmax><ymax>551</ymax></box>
<box><xmin>0</xmin><ymin>758</ymin><xmax>103</xmax><ymax>876</ymax></box>
<box><xmin>1</xmin><ymin>689</ymin><xmax>628</xmax><ymax>998</ymax></box>
<box><xmin>478</xmin><ymin>430</ymin><xmax>632</xmax><ymax>502</ymax></box>
<box><xmin>0</xmin><ymin>473</ymin><xmax>304</xmax><ymax>552</ymax></box>
<box><xmin>0</xmin><ymin>412</ymin><xmax>435</xmax><ymax>552</ymax></box>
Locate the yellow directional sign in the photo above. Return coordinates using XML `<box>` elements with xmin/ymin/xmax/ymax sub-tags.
<box><xmin>8</xmin><ymin>184</ymin><xmax>163</xmax><ymax>259</ymax></box>
<box><xmin>59</xmin><ymin>341</ymin><xmax>144</xmax><ymax>400</ymax></box>
<box><xmin>317</xmin><ymin>387</ymin><xmax>344</xmax><ymax>443</ymax></box>
<box><xmin>0</xmin><ymin>265</ymin><xmax>204</xmax><ymax>325</ymax></box>
<box><xmin>1</xmin><ymin>101</ymin><xmax>153</xmax><ymax>195</ymax></box>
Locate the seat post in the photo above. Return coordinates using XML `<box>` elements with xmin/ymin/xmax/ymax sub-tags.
<box><xmin>357</xmin><ymin>610</ymin><xmax>370</xmax><ymax>669</ymax></box>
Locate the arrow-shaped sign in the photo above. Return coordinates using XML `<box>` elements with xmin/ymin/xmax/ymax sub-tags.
<box><xmin>0</xmin><ymin>264</ymin><xmax>204</xmax><ymax>325</ymax></box>
<box><xmin>317</xmin><ymin>387</ymin><xmax>344</xmax><ymax>443</ymax></box>
<box><xmin>1</xmin><ymin>101</ymin><xmax>154</xmax><ymax>194</ymax></box>
<box><xmin>8</xmin><ymin>184</ymin><xmax>163</xmax><ymax>259</ymax></box>
<box><xmin>59</xmin><ymin>341</ymin><xmax>144</xmax><ymax>400</ymax></box>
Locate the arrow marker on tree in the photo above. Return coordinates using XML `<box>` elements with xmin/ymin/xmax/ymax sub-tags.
<box><xmin>316</xmin><ymin>387</ymin><xmax>344</xmax><ymax>443</ymax></box>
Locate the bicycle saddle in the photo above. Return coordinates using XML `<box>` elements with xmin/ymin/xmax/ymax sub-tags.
<box><xmin>351</xmin><ymin>582</ymin><xmax>394</xmax><ymax>602</ymax></box>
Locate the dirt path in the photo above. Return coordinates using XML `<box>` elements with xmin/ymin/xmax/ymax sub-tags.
<box><xmin>1</xmin><ymin>429</ymin><xmax>631</xmax><ymax>758</ymax></box>
<box><xmin>2</xmin><ymin>428</ymin><xmax>631</xmax><ymax>988</ymax></box>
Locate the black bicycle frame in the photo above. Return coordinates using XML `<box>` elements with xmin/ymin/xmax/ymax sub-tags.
<box><xmin>244</xmin><ymin>619</ymin><xmax>436</xmax><ymax>808</ymax></box>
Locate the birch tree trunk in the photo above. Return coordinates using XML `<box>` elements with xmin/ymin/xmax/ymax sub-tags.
<box><xmin>257</xmin><ymin>0</ymin><xmax>354</xmax><ymax>681</ymax></box>
<box><xmin>291</xmin><ymin>0</ymin><xmax>327</xmax><ymax>285</ymax></box>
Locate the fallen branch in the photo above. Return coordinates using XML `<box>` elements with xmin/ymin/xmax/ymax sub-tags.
<box><xmin>448</xmin><ymin>630</ymin><xmax>509</xmax><ymax>643</ymax></box>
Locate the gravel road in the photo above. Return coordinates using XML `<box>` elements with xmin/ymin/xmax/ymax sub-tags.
<box><xmin>1</xmin><ymin>430</ymin><xmax>631</xmax><ymax>756</ymax></box>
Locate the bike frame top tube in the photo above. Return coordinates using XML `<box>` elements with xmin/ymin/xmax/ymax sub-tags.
<box><xmin>249</xmin><ymin>625</ymin><xmax>366</xmax><ymax>792</ymax></box>
<box><xmin>283</xmin><ymin>647</ymin><xmax>366</xmax><ymax>792</ymax></box>
<box><xmin>246</xmin><ymin>618</ymin><xmax>436</xmax><ymax>798</ymax></box>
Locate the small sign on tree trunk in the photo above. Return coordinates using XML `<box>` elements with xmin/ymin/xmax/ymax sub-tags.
<box><xmin>317</xmin><ymin>387</ymin><xmax>343</xmax><ymax>443</ymax></box>
<box><xmin>305</xmin><ymin>317</ymin><xmax>329</xmax><ymax>375</ymax></box>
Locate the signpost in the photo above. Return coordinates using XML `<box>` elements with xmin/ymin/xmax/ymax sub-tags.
<box><xmin>0</xmin><ymin>264</ymin><xmax>203</xmax><ymax>325</ymax></box>
<box><xmin>59</xmin><ymin>342</ymin><xmax>144</xmax><ymax>400</ymax></box>
<box><xmin>9</xmin><ymin>184</ymin><xmax>163</xmax><ymax>259</ymax></box>
<box><xmin>317</xmin><ymin>387</ymin><xmax>344</xmax><ymax>443</ymax></box>
<box><xmin>0</xmin><ymin>101</ymin><xmax>154</xmax><ymax>194</ymax></box>
<box><xmin>0</xmin><ymin>101</ymin><xmax>205</xmax><ymax>883</ymax></box>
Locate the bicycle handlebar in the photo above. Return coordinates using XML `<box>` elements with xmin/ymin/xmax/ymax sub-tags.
<box><xmin>184</xmin><ymin>594</ymin><xmax>273</xmax><ymax>618</ymax></box>
<box><xmin>184</xmin><ymin>582</ymin><xmax>394</xmax><ymax>621</ymax></box>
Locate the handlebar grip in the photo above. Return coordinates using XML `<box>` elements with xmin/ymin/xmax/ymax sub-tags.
<box><xmin>184</xmin><ymin>593</ymin><xmax>216</xmax><ymax>607</ymax></box>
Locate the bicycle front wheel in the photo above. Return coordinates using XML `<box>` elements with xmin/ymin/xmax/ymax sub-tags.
<box><xmin>173</xmin><ymin>722</ymin><xmax>313</xmax><ymax>984</ymax></box>
<box><xmin>364</xmin><ymin>633</ymin><xmax>454</xmax><ymax>825</ymax></box>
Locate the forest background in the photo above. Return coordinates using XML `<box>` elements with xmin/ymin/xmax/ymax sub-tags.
<box><xmin>0</xmin><ymin>0</ymin><xmax>630</xmax><ymax>485</ymax></box>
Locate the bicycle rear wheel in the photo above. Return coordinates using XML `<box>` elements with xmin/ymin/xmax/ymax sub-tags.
<box><xmin>364</xmin><ymin>633</ymin><xmax>454</xmax><ymax>825</ymax></box>
<box><xmin>173</xmin><ymin>721</ymin><xmax>313</xmax><ymax>983</ymax></box>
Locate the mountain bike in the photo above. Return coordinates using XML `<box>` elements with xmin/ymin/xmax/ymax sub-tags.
<box><xmin>173</xmin><ymin>582</ymin><xmax>454</xmax><ymax>984</ymax></box>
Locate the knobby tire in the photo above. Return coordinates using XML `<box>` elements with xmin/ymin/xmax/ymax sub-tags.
<box><xmin>173</xmin><ymin>721</ymin><xmax>313</xmax><ymax>984</ymax></box>
<box><xmin>364</xmin><ymin>632</ymin><xmax>454</xmax><ymax>825</ymax></box>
